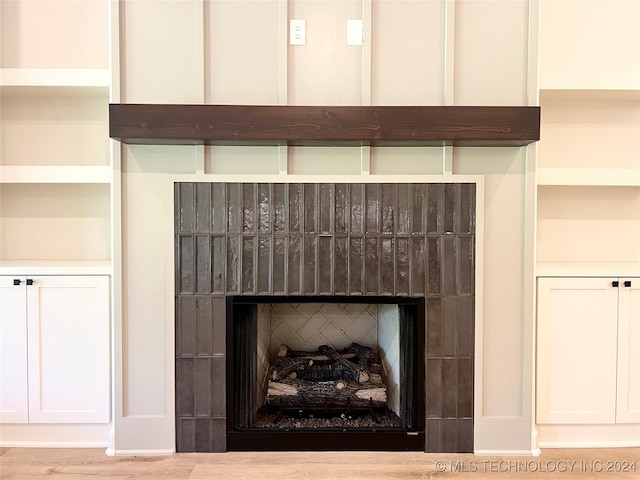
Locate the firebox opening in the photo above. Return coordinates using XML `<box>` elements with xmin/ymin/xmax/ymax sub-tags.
<box><xmin>227</xmin><ymin>295</ymin><xmax>425</xmax><ymax>451</ymax></box>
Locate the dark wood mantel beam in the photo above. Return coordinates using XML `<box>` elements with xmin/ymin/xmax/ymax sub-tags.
<box><xmin>109</xmin><ymin>104</ymin><xmax>540</xmax><ymax>147</ymax></box>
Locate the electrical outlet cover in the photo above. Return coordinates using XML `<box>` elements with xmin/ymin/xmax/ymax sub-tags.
<box><xmin>290</xmin><ymin>19</ymin><xmax>306</xmax><ymax>46</ymax></box>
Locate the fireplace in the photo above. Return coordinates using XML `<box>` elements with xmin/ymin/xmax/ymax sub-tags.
<box><xmin>175</xmin><ymin>182</ymin><xmax>475</xmax><ymax>452</ymax></box>
<box><xmin>227</xmin><ymin>296</ymin><xmax>424</xmax><ymax>450</ymax></box>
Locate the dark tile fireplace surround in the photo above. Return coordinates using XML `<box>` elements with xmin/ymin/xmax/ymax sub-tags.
<box><xmin>175</xmin><ymin>182</ymin><xmax>475</xmax><ymax>453</ymax></box>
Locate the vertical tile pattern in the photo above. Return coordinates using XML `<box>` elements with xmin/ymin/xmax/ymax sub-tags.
<box><xmin>318</xmin><ymin>236</ymin><xmax>333</xmax><ymax>294</ymax></box>
<box><xmin>335</xmin><ymin>184</ymin><xmax>348</xmax><ymax>234</ymax></box>
<box><xmin>396</xmin><ymin>237</ymin><xmax>410</xmax><ymax>295</ymax></box>
<box><xmin>257</xmin><ymin>184</ymin><xmax>271</xmax><ymax>234</ymax></box>
<box><xmin>303</xmin><ymin>184</ymin><xmax>317</xmax><ymax>234</ymax></box>
<box><xmin>175</xmin><ymin>182</ymin><xmax>475</xmax><ymax>453</ymax></box>
<box><xmin>272</xmin><ymin>237</ymin><xmax>286</xmax><ymax>295</ymax></box>
<box><xmin>195</xmin><ymin>183</ymin><xmax>212</xmax><ymax>233</ymax></box>
<box><xmin>212</xmin><ymin>236</ymin><xmax>225</xmax><ymax>294</ymax></box>
<box><xmin>178</xmin><ymin>236</ymin><xmax>194</xmax><ymax>294</ymax></box>
<box><xmin>365</xmin><ymin>184</ymin><xmax>380</xmax><ymax>234</ymax></box>
<box><xmin>288</xmin><ymin>235</ymin><xmax>302</xmax><ymax>294</ymax></box>
<box><xmin>242</xmin><ymin>184</ymin><xmax>256</xmax><ymax>234</ymax></box>
<box><xmin>334</xmin><ymin>236</ymin><xmax>348</xmax><ymax>295</ymax></box>
<box><xmin>380</xmin><ymin>238</ymin><xmax>395</xmax><ymax>295</ymax></box>
<box><xmin>303</xmin><ymin>236</ymin><xmax>317</xmax><ymax>294</ymax></box>
<box><xmin>349</xmin><ymin>236</ymin><xmax>363</xmax><ymax>294</ymax></box>
<box><xmin>257</xmin><ymin>236</ymin><xmax>271</xmax><ymax>295</ymax></box>
<box><xmin>211</xmin><ymin>183</ymin><xmax>226</xmax><ymax>234</ymax></box>
<box><xmin>319</xmin><ymin>183</ymin><xmax>333</xmax><ymax>234</ymax></box>
<box><xmin>272</xmin><ymin>184</ymin><xmax>287</xmax><ymax>234</ymax></box>
<box><xmin>195</xmin><ymin>235</ymin><xmax>211</xmax><ymax>294</ymax></box>
<box><xmin>365</xmin><ymin>237</ymin><xmax>379</xmax><ymax>294</ymax></box>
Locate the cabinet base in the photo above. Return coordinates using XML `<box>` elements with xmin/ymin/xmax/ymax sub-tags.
<box><xmin>536</xmin><ymin>424</ymin><xmax>640</xmax><ymax>448</ymax></box>
<box><xmin>0</xmin><ymin>423</ymin><xmax>111</xmax><ymax>448</ymax></box>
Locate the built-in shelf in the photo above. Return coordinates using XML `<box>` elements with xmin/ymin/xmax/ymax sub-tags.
<box><xmin>0</xmin><ymin>260</ymin><xmax>112</xmax><ymax>276</ymax></box>
<box><xmin>539</xmin><ymin>89</ymin><xmax>640</xmax><ymax>102</ymax></box>
<box><xmin>537</xmin><ymin>168</ymin><xmax>640</xmax><ymax>187</ymax></box>
<box><xmin>0</xmin><ymin>68</ymin><xmax>110</xmax><ymax>96</ymax></box>
<box><xmin>0</xmin><ymin>166</ymin><xmax>111</xmax><ymax>184</ymax></box>
<box><xmin>537</xmin><ymin>262</ymin><xmax>640</xmax><ymax>278</ymax></box>
<box><xmin>109</xmin><ymin>104</ymin><xmax>540</xmax><ymax>147</ymax></box>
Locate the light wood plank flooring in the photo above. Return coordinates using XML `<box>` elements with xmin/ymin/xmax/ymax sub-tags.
<box><xmin>1</xmin><ymin>447</ymin><xmax>639</xmax><ymax>479</ymax></box>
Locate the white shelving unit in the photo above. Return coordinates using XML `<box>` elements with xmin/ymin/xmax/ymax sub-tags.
<box><xmin>0</xmin><ymin>0</ymin><xmax>112</xmax><ymax>447</ymax></box>
<box><xmin>535</xmin><ymin>1</ymin><xmax>640</xmax><ymax>448</ymax></box>
<box><xmin>535</xmin><ymin>1</ymin><xmax>640</xmax><ymax>277</ymax></box>
<box><xmin>0</xmin><ymin>0</ymin><xmax>111</xmax><ymax>272</ymax></box>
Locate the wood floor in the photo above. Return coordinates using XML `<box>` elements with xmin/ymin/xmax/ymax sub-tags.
<box><xmin>1</xmin><ymin>447</ymin><xmax>639</xmax><ymax>479</ymax></box>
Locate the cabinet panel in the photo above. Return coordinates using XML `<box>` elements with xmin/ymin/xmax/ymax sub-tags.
<box><xmin>537</xmin><ymin>277</ymin><xmax>618</xmax><ymax>424</ymax></box>
<box><xmin>0</xmin><ymin>276</ymin><xmax>28</xmax><ymax>423</ymax></box>
<box><xmin>26</xmin><ymin>276</ymin><xmax>110</xmax><ymax>423</ymax></box>
<box><xmin>617</xmin><ymin>278</ymin><xmax>640</xmax><ymax>423</ymax></box>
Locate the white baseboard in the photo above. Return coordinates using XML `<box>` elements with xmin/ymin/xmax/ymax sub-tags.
<box><xmin>538</xmin><ymin>440</ymin><xmax>640</xmax><ymax>449</ymax></box>
<box><xmin>0</xmin><ymin>423</ymin><xmax>110</xmax><ymax>448</ymax></box>
<box><xmin>536</xmin><ymin>424</ymin><xmax>640</xmax><ymax>448</ymax></box>
<box><xmin>1</xmin><ymin>440</ymin><xmax>108</xmax><ymax>448</ymax></box>
<box><xmin>474</xmin><ymin>449</ymin><xmax>541</xmax><ymax>456</ymax></box>
<box><xmin>106</xmin><ymin>449</ymin><xmax>175</xmax><ymax>456</ymax></box>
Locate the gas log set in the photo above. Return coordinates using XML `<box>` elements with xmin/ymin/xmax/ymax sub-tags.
<box><xmin>258</xmin><ymin>342</ymin><xmax>402</xmax><ymax>429</ymax></box>
<box><xmin>266</xmin><ymin>343</ymin><xmax>387</xmax><ymax>416</ymax></box>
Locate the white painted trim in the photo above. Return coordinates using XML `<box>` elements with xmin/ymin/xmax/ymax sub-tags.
<box><xmin>475</xmin><ymin>449</ymin><xmax>541</xmax><ymax>457</ymax></box>
<box><xmin>277</xmin><ymin>0</ymin><xmax>288</xmax><ymax>105</ymax></box>
<box><xmin>531</xmin><ymin>428</ymin><xmax>541</xmax><ymax>456</ymax></box>
<box><xmin>361</xmin><ymin>0</ymin><xmax>372</xmax><ymax>106</ymax></box>
<box><xmin>0</xmin><ymin>423</ymin><xmax>111</xmax><ymax>447</ymax></box>
<box><xmin>195</xmin><ymin>145</ymin><xmax>205</xmax><ymax>175</ymax></box>
<box><xmin>526</xmin><ymin>0</ymin><xmax>540</xmax><ymax>106</ymax></box>
<box><xmin>537</xmin><ymin>263</ymin><xmax>640</xmax><ymax>277</ymax></box>
<box><xmin>0</xmin><ymin>165</ymin><xmax>111</xmax><ymax>184</ymax></box>
<box><xmin>109</xmin><ymin>0</ymin><xmax>120</xmax><ymax>103</ymax></box>
<box><xmin>107</xmin><ymin>449</ymin><xmax>175</xmax><ymax>456</ymax></box>
<box><xmin>0</xmin><ymin>261</ymin><xmax>111</xmax><ymax>275</ymax></box>
<box><xmin>0</xmin><ymin>68</ymin><xmax>110</xmax><ymax>88</ymax></box>
<box><xmin>168</xmin><ymin>173</ymin><xmax>484</xmax><ymax>184</ymax></box>
<box><xmin>165</xmin><ymin>177</ymin><xmax>177</xmax><ymax>443</ymax></box>
<box><xmin>538</xmin><ymin>441</ymin><xmax>640</xmax><ymax>449</ymax></box>
<box><xmin>536</xmin><ymin>424</ymin><xmax>640</xmax><ymax>448</ymax></box>
<box><xmin>537</xmin><ymin>168</ymin><xmax>640</xmax><ymax>187</ymax></box>
<box><xmin>473</xmin><ymin>177</ymin><xmax>486</xmax><ymax>432</ymax></box>
<box><xmin>108</xmin><ymin>0</ymin><xmax>122</xmax><ymax>458</ymax></box>
<box><xmin>360</xmin><ymin>146</ymin><xmax>371</xmax><ymax>175</ymax></box>
<box><xmin>161</xmin><ymin>173</ymin><xmax>486</xmax><ymax>453</ymax></box>
<box><xmin>0</xmin><ymin>441</ymin><xmax>109</xmax><ymax>448</ymax></box>
<box><xmin>194</xmin><ymin>0</ymin><xmax>204</xmax><ymax>103</ymax></box>
<box><xmin>442</xmin><ymin>0</ymin><xmax>455</xmax><ymax>105</ymax></box>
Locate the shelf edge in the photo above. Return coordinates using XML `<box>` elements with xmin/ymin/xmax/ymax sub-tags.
<box><xmin>0</xmin><ymin>165</ymin><xmax>111</xmax><ymax>184</ymax></box>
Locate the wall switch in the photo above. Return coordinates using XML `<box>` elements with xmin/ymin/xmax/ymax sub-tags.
<box><xmin>290</xmin><ymin>19</ymin><xmax>306</xmax><ymax>46</ymax></box>
<box><xmin>347</xmin><ymin>19</ymin><xmax>363</xmax><ymax>46</ymax></box>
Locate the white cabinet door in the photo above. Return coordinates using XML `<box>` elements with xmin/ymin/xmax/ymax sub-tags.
<box><xmin>26</xmin><ymin>276</ymin><xmax>110</xmax><ymax>423</ymax></box>
<box><xmin>537</xmin><ymin>277</ymin><xmax>618</xmax><ymax>424</ymax></box>
<box><xmin>617</xmin><ymin>278</ymin><xmax>640</xmax><ymax>423</ymax></box>
<box><xmin>0</xmin><ymin>276</ymin><xmax>29</xmax><ymax>423</ymax></box>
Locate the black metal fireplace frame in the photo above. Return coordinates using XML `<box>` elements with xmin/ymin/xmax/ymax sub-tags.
<box><xmin>226</xmin><ymin>295</ymin><xmax>425</xmax><ymax>451</ymax></box>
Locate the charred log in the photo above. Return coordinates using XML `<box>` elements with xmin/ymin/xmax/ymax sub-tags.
<box><xmin>266</xmin><ymin>343</ymin><xmax>387</xmax><ymax>410</ymax></box>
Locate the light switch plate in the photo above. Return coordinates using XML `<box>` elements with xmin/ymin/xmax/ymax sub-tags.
<box><xmin>347</xmin><ymin>20</ymin><xmax>363</xmax><ymax>46</ymax></box>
